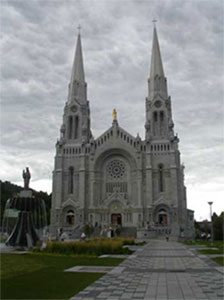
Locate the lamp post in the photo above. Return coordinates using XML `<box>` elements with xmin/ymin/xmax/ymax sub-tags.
<box><xmin>208</xmin><ymin>202</ymin><xmax>214</xmax><ymax>246</ymax></box>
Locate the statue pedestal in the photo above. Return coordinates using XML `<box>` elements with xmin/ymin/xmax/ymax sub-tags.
<box><xmin>19</xmin><ymin>190</ymin><xmax>32</xmax><ymax>198</ymax></box>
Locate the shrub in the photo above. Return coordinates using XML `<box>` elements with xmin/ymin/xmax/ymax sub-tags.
<box><xmin>115</xmin><ymin>228</ymin><xmax>121</xmax><ymax>237</ymax></box>
<box><xmin>43</xmin><ymin>239</ymin><xmax>132</xmax><ymax>256</ymax></box>
<box><xmin>83</xmin><ymin>224</ymin><xmax>94</xmax><ymax>238</ymax></box>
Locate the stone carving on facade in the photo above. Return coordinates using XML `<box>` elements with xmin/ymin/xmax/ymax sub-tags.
<box><xmin>145</xmin><ymin>120</ymin><xmax>152</xmax><ymax>141</ymax></box>
<box><xmin>62</xmin><ymin>198</ymin><xmax>79</xmax><ymax>209</ymax></box>
<box><xmin>146</xmin><ymin>98</ymin><xmax>152</xmax><ymax>111</ymax></box>
<box><xmin>109</xmin><ymin>201</ymin><xmax>124</xmax><ymax>213</ymax></box>
<box><xmin>104</xmin><ymin>191</ymin><xmax>129</xmax><ymax>208</ymax></box>
<box><xmin>153</xmin><ymin>194</ymin><xmax>166</xmax><ymax>206</ymax></box>
<box><xmin>60</xmin><ymin>124</ymin><xmax>65</xmax><ymax>138</ymax></box>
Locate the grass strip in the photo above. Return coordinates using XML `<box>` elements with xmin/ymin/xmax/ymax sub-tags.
<box><xmin>182</xmin><ymin>240</ymin><xmax>223</xmax><ymax>250</ymax></box>
<box><xmin>199</xmin><ymin>249</ymin><xmax>224</xmax><ymax>255</ymax></box>
<box><xmin>211</xmin><ymin>256</ymin><xmax>224</xmax><ymax>266</ymax></box>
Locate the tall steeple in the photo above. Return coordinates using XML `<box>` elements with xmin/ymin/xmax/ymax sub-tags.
<box><xmin>148</xmin><ymin>26</ymin><xmax>168</xmax><ymax>100</ymax></box>
<box><xmin>145</xmin><ymin>25</ymin><xmax>174</xmax><ymax>141</ymax></box>
<box><xmin>68</xmin><ymin>31</ymin><xmax>87</xmax><ymax>104</ymax></box>
<box><xmin>150</xmin><ymin>27</ymin><xmax>164</xmax><ymax>78</ymax></box>
<box><xmin>60</xmin><ymin>29</ymin><xmax>91</xmax><ymax>144</ymax></box>
<box><xmin>71</xmin><ymin>33</ymin><xmax>85</xmax><ymax>84</ymax></box>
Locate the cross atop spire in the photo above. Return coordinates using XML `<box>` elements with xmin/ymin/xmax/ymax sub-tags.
<box><xmin>152</xmin><ymin>19</ymin><xmax>157</xmax><ymax>28</ymax></box>
<box><xmin>77</xmin><ymin>24</ymin><xmax>82</xmax><ymax>34</ymax></box>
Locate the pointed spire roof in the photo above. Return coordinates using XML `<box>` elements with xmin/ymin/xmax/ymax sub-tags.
<box><xmin>71</xmin><ymin>33</ymin><xmax>85</xmax><ymax>84</ymax></box>
<box><xmin>150</xmin><ymin>26</ymin><xmax>164</xmax><ymax>78</ymax></box>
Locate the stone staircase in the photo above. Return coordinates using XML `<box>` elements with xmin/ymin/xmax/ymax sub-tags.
<box><xmin>120</xmin><ymin>227</ymin><xmax>137</xmax><ymax>238</ymax></box>
<box><xmin>62</xmin><ymin>225</ymin><xmax>83</xmax><ymax>240</ymax></box>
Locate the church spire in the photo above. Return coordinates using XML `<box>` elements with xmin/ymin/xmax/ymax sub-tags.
<box><xmin>71</xmin><ymin>32</ymin><xmax>85</xmax><ymax>84</ymax></box>
<box><xmin>150</xmin><ymin>26</ymin><xmax>164</xmax><ymax>78</ymax></box>
<box><xmin>148</xmin><ymin>25</ymin><xmax>168</xmax><ymax>100</ymax></box>
<box><xmin>68</xmin><ymin>29</ymin><xmax>87</xmax><ymax>104</ymax></box>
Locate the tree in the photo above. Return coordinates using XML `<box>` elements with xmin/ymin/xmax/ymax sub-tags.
<box><xmin>213</xmin><ymin>212</ymin><xmax>224</xmax><ymax>241</ymax></box>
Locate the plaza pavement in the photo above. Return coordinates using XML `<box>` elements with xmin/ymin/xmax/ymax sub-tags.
<box><xmin>69</xmin><ymin>239</ymin><xmax>224</xmax><ymax>300</ymax></box>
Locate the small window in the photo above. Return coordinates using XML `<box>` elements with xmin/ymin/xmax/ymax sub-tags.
<box><xmin>159</xmin><ymin>164</ymin><xmax>164</xmax><ymax>192</ymax></box>
<box><xmin>68</xmin><ymin>167</ymin><xmax>74</xmax><ymax>194</ymax></box>
<box><xmin>74</xmin><ymin>116</ymin><xmax>79</xmax><ymax>139</ymax></box>
<box><xmin>68</xmin><ymin>116</ymin><xmax>73</xmax><ymax>139</ymax></box>
<box><xmin>160</xmin><ymin>111</ymin><xmax>164</xmax><ymax>121</ymax></box>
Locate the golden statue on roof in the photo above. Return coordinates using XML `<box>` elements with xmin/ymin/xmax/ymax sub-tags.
<box><xmin>112</xmin><ymin>109</ymin><xmax>117</xmax><ymax>121</ymax></box>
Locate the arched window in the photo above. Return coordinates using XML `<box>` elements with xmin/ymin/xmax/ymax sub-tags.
<box><xmin>159</xmin><ymin>164</ymin><xmax>164</xmax><ymax>192</ymax></box>
<box><xmin>68</xmin><ymin>167</ymin><xmax>74</xmax><ymax>194</ymax></box>
<box><xmin>74</xmin><ymin>116</ymin><xmax>79</xmax><ymax>139</ymax></box>
<box><xmin>68</xmin><ymin>116</ymin><xmax>73</xmax><ymax>139</ymax></box>
<box><xmin>160</xmin><ymin>111</ymin><xmax>164</xmax><ymax>121</ymax></box>
<box><xmin>154</xmin><ymin>111</ymin><xmax>158</xmax><ymax>122</ymax></box>
<box><xmin>153</xmin><ymin>111</ymin><xmax>158</xmax><ymax>136</ymax></box>
<box><xmin>160</xmin><ymin>111</ymin><xmax>164</xmax><ymax>135</ymax></box>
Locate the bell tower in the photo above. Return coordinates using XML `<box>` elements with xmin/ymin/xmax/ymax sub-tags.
<box><xmin>145</xmin><ymin>25</ymin><xmax>174</xmax><ymax>141</ymax></box>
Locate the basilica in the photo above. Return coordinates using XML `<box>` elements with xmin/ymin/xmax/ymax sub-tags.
<box><xmin>50</xmin><ymin>26</ymin><xmax>194</xmax><ymax>238</ymax></box>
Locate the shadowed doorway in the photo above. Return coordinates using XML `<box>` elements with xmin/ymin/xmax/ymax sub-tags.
<box><xmin>111</xmin><ymin>214</ymin><xmax>122</xmax><ymax>225</ymax></box>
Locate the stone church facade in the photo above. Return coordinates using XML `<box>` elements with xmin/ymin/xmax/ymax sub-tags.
<box><xmin>50</xmin><ymin>27</ymin><xmax>194</xmax><ymax>238</ymax></box>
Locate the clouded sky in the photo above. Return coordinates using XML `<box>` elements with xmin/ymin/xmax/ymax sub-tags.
<box><xmin>1</xmin><ymin>0</ymin><xmax>223</xmax><ymax>220</ymax></box>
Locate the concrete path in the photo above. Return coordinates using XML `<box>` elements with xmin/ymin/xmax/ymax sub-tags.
<box><xmin>70</xmin><ymin>240</ymin><xmax>224</xmax><ymax>300</ymax></box>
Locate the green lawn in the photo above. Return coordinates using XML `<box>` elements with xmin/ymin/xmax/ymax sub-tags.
<box><xmin>182</xmin><ymin>240</ymin><xmax>224</xmax><ymax>249</ymax></box>
<box><xmin>1</xmin><ymin>253</ymin><xmax>124</xmax><ymax>300</ymax></box>
<box><xmin>199</xmin><ymin>249</ymin><xmax>224</xmax><ymax>255</ymax></box>
<box><xmin>211</xmin><ymin>256</ymin><xmax>224</xmax><ymax>266</ymax></box>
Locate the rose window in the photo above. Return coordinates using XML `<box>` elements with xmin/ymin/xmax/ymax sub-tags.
<box><xmin>107</xmin><ymin>160</ymin><xmax>126</xmax><ymax>179</ymax></box>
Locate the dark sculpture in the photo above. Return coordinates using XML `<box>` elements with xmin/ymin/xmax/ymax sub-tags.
<box><xmin>3</xmin><ymin>168</ymin><xmax>47</xmax><ymax>248</ymax></box>
<box><xmin>23</xmin><ymin>167</ymin><xmax>31</xmax><ymax>190</ymax></box>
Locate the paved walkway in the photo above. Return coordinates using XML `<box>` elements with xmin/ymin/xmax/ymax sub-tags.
<box><xmin>70</xmin><ymin>240</ymin><xmax>224</xmax><ymax>300</ymax></box>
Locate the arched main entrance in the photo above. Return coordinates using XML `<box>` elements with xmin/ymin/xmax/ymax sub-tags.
<box><xmin>111</xmin><ymin>213</ymin><xmax>122</xmax><ymax>225</ymax></box>
<box><xmin>158</xmin><ymin>209</ymin><xmax>168</xmax><ymax>226</ymax></box>
<box><xmin>66</xmin><ymin>210</ymin><xmax>75</xmax><ymax>225</ymax></box>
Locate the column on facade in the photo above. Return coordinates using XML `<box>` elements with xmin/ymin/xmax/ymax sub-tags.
<box><xmin>136</xmin><ymin>154</ymin><xmax>143</xmax><ymax>208</ymax></box>
<box><xmin>52</xmin><ymin>169</ymin><xmax>63</xmax><ymax>209</ymax></box>
<box><xmin>89</xmin><ymin>166</ymin><xmax>95</xmax><ymax>209</ymax></box>
<box><xmin>170</xmin><ymin>165</ymin><xmax>178</xmax><ymax>207</ymax></box>
<box><xmin>78</xmin><ymin>154</ymin><xmax>86</xmax><ymax>222</ymax></box>
<box><xmin>145</xmin><ymin>153</ymin><xmax>153</xmax><ymax>206</ymax></box>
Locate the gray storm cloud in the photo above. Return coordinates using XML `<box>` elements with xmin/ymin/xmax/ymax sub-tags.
<box><xmin>1</xmin><ymin>0</ymin><xmax>223</xmax><ymax>220</ymax></box>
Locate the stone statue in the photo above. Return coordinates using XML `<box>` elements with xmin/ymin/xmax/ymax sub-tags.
<box><xmin>23</xmin><ymin>167</ymin><xmax>31</xmax><ymax>190</ymax></box>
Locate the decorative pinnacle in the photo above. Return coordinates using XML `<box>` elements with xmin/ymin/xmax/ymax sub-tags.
<box><xmin>152</xmin><ymin>19</ymin><xmax>157</xmax><ymax>28</ymax></box>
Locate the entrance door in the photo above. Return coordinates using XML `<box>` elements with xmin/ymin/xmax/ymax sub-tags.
<box><xmin>66</xmin><ymin>210</ymin><xmax>75</xmax><ymax>225</ymax></box>
<box><xmin>158</xmin><ymin>213</ymin><xmax>167</xmax><ymax>226</ymax></box>
<box><xmin>111</xmin><ymin>214</ymin><xmax>122</xmax><ymax>225</ymax></box>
